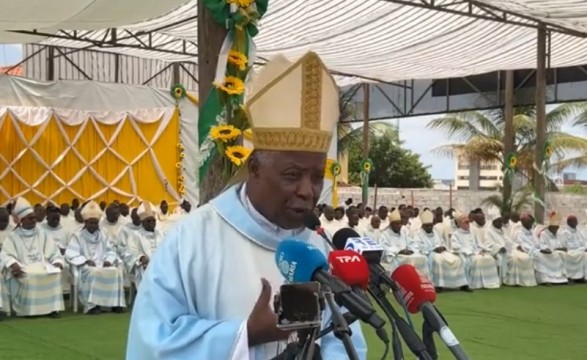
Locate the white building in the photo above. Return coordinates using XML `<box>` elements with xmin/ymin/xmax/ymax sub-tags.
<box><xmin>454</xmin><ymin>152</ymin><xmax>503</xmax><ymax>191</ymax></box>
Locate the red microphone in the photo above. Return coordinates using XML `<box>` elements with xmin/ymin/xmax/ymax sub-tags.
<box><xmin>328</xmin><ymin>250</ymin><xmax>370</xmax><ymax>290</ymax></box>
<box><xmin>390</xmin><ymin>264</ymin><xmax>436</xmax><ymax>314</ymax></box>
<box><xmin>391</xmin><ymin>264</ymin><xmax>469</xmax><ymax>360</ymax></box>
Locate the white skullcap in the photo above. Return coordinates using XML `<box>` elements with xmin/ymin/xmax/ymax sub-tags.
<box><xmin>420</xmin><ymin>209</ymin><xmax>434</xmax><ymax>225</ymax></box>
<box><xmin>137</xmin><ymin>202</ymin><xmax>156</xmax><ymax>221</ymax></box>
<box><xmin>389</xmin><ymin>209</ymin><xmax>401</xmax><ymax>222</ymax></box>
<box><xmin>81</xmin><ymin>201</ymin><xmax>102</xmax><ymax>221</ymax></box>
<box><xmin>13</xmin><ymin>197</ymin><xmax>34</xmax><ymax>221</ymax></box>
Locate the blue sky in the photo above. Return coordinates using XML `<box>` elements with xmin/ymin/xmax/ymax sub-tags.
<box><xmin>2</xmin><ymin>44</ymin><xmax>586</xmax><ymax>180</ymax></box>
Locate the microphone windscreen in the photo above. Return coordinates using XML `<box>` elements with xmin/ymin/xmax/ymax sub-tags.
<box><xmin>328</xmin><ymin>250</ymin><xmax>370</xmax><ymax>289</ymax></box>
<box><xmin>332</xmin><ymin>228</ymin><xmax>361</xmax><ymax>250</ymax></box>
<box><xmin>390</xmin><ymin>264</ymin><xmax>437</xmax><ymax>314</ymax></box>
<box><xmin>275</xmin><ymin>239</ymin><xmax>329</xmax><ymax>283</ymax></box>
<box><xmin>303</xmin><ymin>211</ymin><xmax>321</xmax><ymax>231</ymax></box>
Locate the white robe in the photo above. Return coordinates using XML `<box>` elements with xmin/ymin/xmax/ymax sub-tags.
<box><xmin>521</xmin><ymin>228</ymin><xmax>567</xmax><ymax>284</ymax></box>
<box><xmin>99</xmin><ymin>219</ymin><xmax>124</xmax><ymax>247</ymax></box>
<box><xmin>126</xmin><ymin>184</ymin><xmax>367</xmax><ymax>360</ymax></box>
<box><xmin>40</xmin><ymin>223</ymin><xmax>74</xmax><ymax>292</ymax></box>
<box><xmin>362</xmin><ymin>226</ymin><xmax>384</xmax><ymax>244</ymax></box>
<box><xmin>321</xmin><ymin>218</ymin><xmax>342</xmax><ymax>239</ymax></box>
<box><xmin>0</xmin><ymin>228</ymin><xmax>10</xmax><ymax>250</ymax></box>
<box><xmin>66</xmin><ymin>229</ymin><xmax>126</xmax><ymax>313</ymax></box>
<box><xmin>486</xmin><ymin>226</ymin><xmax>536</xmax><ymax>287</ymax></box>
<box><xmin>126</xmin><ymin>228</ymin><xmax>164</xmax><ymax>287</ymax></box>
<box><xmin>450</xmin><ymin>229</ymin><xmax>500</xmax><ymax>289</ymax></box>
<box><xmin>1</xmin><ymin>227</ymin><xmax>64</xmax><ymax>316</ymax></box>
<box><xmin>413</xmin><ymin>228</ymin><xmax>468</xmax><ymax>288</ymax></box>
<box><xmin>381</xmin><ymin>228</ymin><xmax>429</xmax><ymax>277</ymax></box>
<box><xmin>558</xmin><ymin>227</ymin><xmax>587</xmax><ymax>280</ymax></box>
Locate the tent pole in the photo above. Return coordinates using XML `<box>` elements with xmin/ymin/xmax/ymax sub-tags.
<box><xmin>362</xmin><ymin>83</ymin><xmax>370</xmax><ymax>205</ymax></box>
<box><xmin>503</xmin><ymin>70</ymin><xmax>515</xmax><ymax>213</ymax></box>
<box><xmin>534</xmin><ymin>25</ymin><xmax>547</xmax><ymax>224</ymax></box>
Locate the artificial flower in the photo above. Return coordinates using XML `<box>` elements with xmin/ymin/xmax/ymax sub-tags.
<box><xmin>217</xmin><ymin>76</ymin><xmax>245</xmax><ymax>96</ymax></box>
<box><xmin>226</xmin><ymin>0</ymin><xmax>254</xmax><ymax>7</ymax></box>
<box><xmin>210</xmin><ymin>125</ymin><xmax>241</xmax><ymax>142</ymax></box>
<box><xmin>175</xmin><ymin>162</ymin><xmax>182</xmax><ymax>169</ymax></box>
<box><xmin>225</xmin><ymin>145</ymin><xmax>252</xmax><ymax>166</ymax></box>
<box><xmin>179</xmin><ymin>152</ymin><xmax>185</xmax><ymax>159</ymax></box>
<box><xmin>228</xmin><ymin>50</ymin><xmax>248</xmax><ymax>71</ymax></box>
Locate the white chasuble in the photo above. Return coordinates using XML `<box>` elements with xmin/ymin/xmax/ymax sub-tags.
<box><xmin>126</xmin><ymin>184</ymin><xmax>367</xmax><ymax>360</ymax></box>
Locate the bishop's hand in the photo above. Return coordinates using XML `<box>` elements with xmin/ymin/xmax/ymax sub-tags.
<box><xmin>247</xmin><ymin>278</ymin><xmax>292</xmax><ymax>347</ymax></box>
<box><xmin>10</xmin><ymin>263</ymin><xmax>24</xmax><ymax>278</ymax></box>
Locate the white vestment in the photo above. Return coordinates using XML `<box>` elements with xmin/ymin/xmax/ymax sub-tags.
<box><xmin>66</xmin><ymin>229</ymin><xmax>126</xmax><ymax>313</ymax></box>
<box><xmin>40</xmin><ymin>223</ymin><xmax>74</xmax><ymax>292</ymax></box>
<box><xmin>362</xmin><ymin>226</ymin><xmax>384</xmax><ymax>244</ymax></box>
<box><xmin>126</xmin><ymin>228</ymin><xmax>164</xmax><ymax>287</ymax></box>
<box><xmin>381</xmin><ymin>229</ymin><xmax>429</xmax><ymax>277</ymax></box>
<box><xmin>486</xmin><ymin>226</ymin><xmax>536</xmax><ymax>287</ymax></box>
<box><xmin>558</xmin><ymin>227</ymin><xmax>587</xmax><ymax>280</ymax></box>
<box><xmin>99</xmin><ymin>219</ymin><xmax>124</xmax><ymax>247</ymax></box>
<box><xmin>413</xmin><ymin>228</ymin><xmax>467</xmax><ymax>288</ymax></box>
<box><xmin>1</xmin><ymin>227</ymin><xmax>64</xmax><ymax>316</ymax></box>
<box><xmin>321</xmin><ymin>218</ymin><xmax>342</xmax><ymax>239</ymax></box>
<box><xmin>0</xmin><ymin>228</ymin><xmax>9</xmax><ymax>250</ymax></box>
<box><xmin>125</xmin><ymin>184</ymin><xmax>367</xmax><ymax>360</ymax></box>
<box><xmin>521</xmin><ymin>228</ymin><xmax>567</xmax><ymax>284</ymax></box>
<box><xmin>450</xmin><ymin>229</ymin><xmax>500</xmax><ymax>289</ymax></box>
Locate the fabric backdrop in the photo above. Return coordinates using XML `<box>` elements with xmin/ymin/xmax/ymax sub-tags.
<box><xmin>0</xmin><ymin>75</ymin><xmax>199</xmax><ymax>206</ymax></box>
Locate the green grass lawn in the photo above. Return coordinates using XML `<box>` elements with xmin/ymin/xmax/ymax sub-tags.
<box><xmin>0</xmin><ymin>286</ymin><xmax>586</xmax><ymax>359</ymax></box>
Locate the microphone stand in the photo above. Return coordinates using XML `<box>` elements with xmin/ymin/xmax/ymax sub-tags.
<box><xmin>368</xmin><ymin>285</ymin><xmax>434</xmax><ymax>360</ymax></box>
<box><xmin>323</xmin><ymin>290</ymin><xmax>360</xmax><ymax>360</ymax></box>
<box><xmin>422</xmin><ymin>320</ymin><xmax>439</xmax><ymax>360</ymax></box>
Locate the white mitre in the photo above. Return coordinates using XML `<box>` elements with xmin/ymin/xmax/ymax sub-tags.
<box><xmin>81</xmin><ymin>201</ymin><xmax>102</xmax><ymax>221</ymax></box>
<box><xmin>13</xmin><ymin>197</ymin><xmax>34</xmax><ymax>221</ymax></box>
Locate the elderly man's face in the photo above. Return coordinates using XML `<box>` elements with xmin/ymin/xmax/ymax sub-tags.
<box><xmin>521</xmin><ymin>216</ymin><xmax>533</xmax><ymax>230</ymax></box>
<box><xmin>422</xmin><ymin>223</ymin><xmax>433</xmax><ymax>234</ymax></box>
<box><xmin>34</xmin><ymin>205</ymin><xmax>46</xmax><ymax>222</ymax></box>
<box><xmin>492</xmin><ymin>218</ymin><xmax>503</xmax><ymax>229</ymax></box>
<box><xmin>378</xmin><ymin>207</ymin><xmax>388</xmax><ymax>220</ymax></box>
<box><xmin>106</xmin><ymin>206</ymin><xmax>120</xmax><ymax>223</ymax></box>
<box><xmin>458</xmin><ymin>217</ymin><xmax>470</xmax><ymax>231</ymax></box>
<box><xmin>475</xmin><ymin>213</ymin><xmax>486</xmax><ymax>226</ymax></box>
<box><xmin>370</xmin><ymin>216</ymin><xmax>381</xmax><ymax>229</ymax></box>
<box><xmin>85</xmin><ymin>218</ymin><xmax>100</xmax><ymax>234</ymax></box>
<box><xmin>47</xmin><ymin>212</ymin><xmax>60</xmax><ymax>228</ymax></box>
<box><xmin>21</xmin><ymin>213</ymin><xmax>37</xmax><ymax>230</ymax></box>
<box><xmin>390</xmin><ymin>221</ymin><xmax>402</xmax><ymax>233</ymax></box>
<box><xmin>348</xmin><ymin>213</ymin><xmax>359</xmax><ymax>227</ymax></box>
<box><xmin>248</xmin><ymin>151</ymin><xmax>326</xmax><ymax>229</ymax></box>
<box><xmin>142</xmin><ymin>217</ymin><xmax>157</xmax><ymax>232</ymax></box>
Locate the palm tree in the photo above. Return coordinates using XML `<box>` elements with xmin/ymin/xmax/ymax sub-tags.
<box><xmin>337</xmin><ymin>85</ymin><xmax>399</xmax><ymax>155</ymax></box>
<box><xmin>481</xmin><ymin>190</ymin><xmax>535</xmax><ymax>215</ymax></box>
<box><xmin>552</xmin><ymin>112</ymin><xmax>587</xmax><ymax>170</ymax></box>
<box><xmin>428</xmin><ymin>103</ymin><xmax>587</xmax><ymax>188</ymax></box>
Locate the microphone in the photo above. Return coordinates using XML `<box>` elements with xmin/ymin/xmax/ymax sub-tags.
<box><xmin>328</xmin><ymin>250</ymin><xmax>370</xmax><ymax>290</ymax></box>
<box><xmin>332</xmin><ymin>228</ymin><xmax>400</xmax><ymax>292</ymax></box>
<box><xmin>303</xmin><ymin>212</ymin><xmax>335</xmax><ymax>249</ymax></box>
<box><xmin>391</xmin><ymin>264</ymin><xmax>470</xmax><ymax>360</ymax></box>
<box><xmin>275</xmin><ymin>239</ymin><xmax>387</xmax><ymax>334</ymax></box>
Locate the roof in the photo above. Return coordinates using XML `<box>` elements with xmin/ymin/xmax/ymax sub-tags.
<box><xmin>0</xmin><ymin>65</ymin><xmax>23</xmax><ymax>76</ymax></box>
<box><xmin>8</xmin><ymin>1</ymin><xmax>587</xmax><ymax>84</ymax></box>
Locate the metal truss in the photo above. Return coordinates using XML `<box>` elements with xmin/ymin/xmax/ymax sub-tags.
<box><xmin>381</xmin><ymin>0</ymin><xmax>587</xmax><ymax>37</ymax></box>
<box><xmin>10</xmin><ymin>15</ymin><xmax>198</xmax><ymax>58</ymax></box>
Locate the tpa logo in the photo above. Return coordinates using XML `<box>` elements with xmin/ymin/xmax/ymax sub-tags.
<box><xmin>335</xmin><ymin>255</ymin><xmax>362</xmax><ymax>263</ymax></box>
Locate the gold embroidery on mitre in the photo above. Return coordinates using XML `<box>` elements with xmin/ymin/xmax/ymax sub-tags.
<box><xmin>253</xmin><ymin>128</ymin><xmax>332</xmax><ymax>153</ymax></box>
<box><xmin>301</xmin><ymin>55</ymin><xmax>322</xmax><ymax>130</ymax></box>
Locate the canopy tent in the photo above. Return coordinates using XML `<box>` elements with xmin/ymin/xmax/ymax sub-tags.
<box><xmin>0</xmin><ymin>0</ymin><xmax>189</xmax><ymax>43</ymax></box>
<box><xmin>7</xmin><ymin>0</ymin><xmax>587</xmax><ymax>87</ymax></box>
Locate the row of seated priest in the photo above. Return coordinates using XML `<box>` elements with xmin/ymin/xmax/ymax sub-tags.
<box><xmin>0</xmin><ymin>197</ymin><xmax>192</xmax><ymax>318</ymax></box>
<box><xmin>317</xmin><ymin>205</ymin><xmax>587</xmax><ymax>292</ymax></box>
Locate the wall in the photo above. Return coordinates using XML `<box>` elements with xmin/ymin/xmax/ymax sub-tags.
<box><xmin>336</xmin><ymin>187</ymin><xmax>587</xmax><ymax>218</ymax></box>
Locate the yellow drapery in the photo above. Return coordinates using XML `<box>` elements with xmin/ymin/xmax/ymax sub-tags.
<box><xmin>0</xmin><ymin>111</ymin><xmax>179</xmax><ymax>206</ymax></box>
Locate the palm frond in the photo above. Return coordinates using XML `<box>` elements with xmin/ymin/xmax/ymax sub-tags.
<box><xmin>337</xmin><ymin>122</ymin><xmax>398</xmax><ymax>154</ymax></box>
<box><xmin>481</xmin><ymin>195</ymin><xmax>504</xmax><ymax>210</ymax></box>
<box><xmin>550</xmin><ymin>154</ymin><xmax>587</xmax><ymax>172</ymax></box>
<box><xmin>427</xmin><ymin>112</ymin><xmax>496</xmax><ymax>141</ymax></box>
<box><xmin>546</xmin><ymin>102</ymin><xmax>587</xmax><ymax>130</ymax></box>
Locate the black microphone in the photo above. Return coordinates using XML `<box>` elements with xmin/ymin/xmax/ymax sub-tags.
<box><xmin>303</xmin><ymin>211</ymin><xmax>335</xmax><ymax>249</ymax></box>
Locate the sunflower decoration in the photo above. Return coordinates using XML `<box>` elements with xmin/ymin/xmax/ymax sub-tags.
<box><xmin>225</xmin><ymin>145</ymin><xmax>252</xmax><ymax>166</ymax></box>
<box><xmin>179</xmin><ymin>152</ymin><xmax>186</xmax><ymax>159</ymax></box>
<box><xmin>210</xmin><ymin>124</ymin><xmax>242</xmax><ymax>143</ymax></box>
<box><xmin>543</xmin><ymin>141</ymin><xmax>554</xmax><ymax>159</ymax></box>
<box><xmin>329</xmin><ymin>161</ymin><xmax>342</xmax><ymax>177</ymax></box>
<box><xmin>176</xmin><ymin>142</ymin><xmax>184</xmax><ymax>150</ymax></box>
<box><xmin>179</xmin><ymin>185</ymin><xmax>186</xmax><ymax>194</ymax></box>
<box><xmin>170</xmin><ymin>84</ymin><xmax>187</xmax><ymax>100</ymax></box>
<box><xmin>227</xmin><ymin>50</ymin><xmax>248</xmax><ymax>71</ymax></box>
<box><xmin>175</xmin><ymin>162</ymin><xmax>182</xmax><ymax>169</ymax></box>
<box><xmin>217</xmin><ymin>76</ymin><xmax>246</xmax><ymax>96</ymax></box>
<box><xmin>179</xmin><ymin>175</ymin><xmax>185</xmax><ymax>182</ymax></box>
<box><xmin>505</xmin><ymin>152</ymin><xmax>518</xmax><ymax>170</ymax></box>
<box><xmin>226</xmin><ymin>0</ymin><xmax>255</xmax><ymax>7</ymax></box>
<box><xmin>361</xmin><ymin>159</ymin><xmax>374</xmax><ymax>174</ymax></box>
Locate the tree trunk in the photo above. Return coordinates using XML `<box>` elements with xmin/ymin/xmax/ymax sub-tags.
<box><xmin>198</xmin><ymin>1</ymin><xmax>229</xmax><ymax>204</ymax></box>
